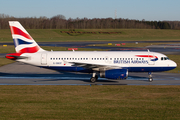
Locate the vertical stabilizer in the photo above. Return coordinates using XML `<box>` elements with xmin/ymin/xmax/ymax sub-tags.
<box><xmin>9</xmin><ymin>21</ymin><xmax>45</xmax><ymax>53</ymax></box>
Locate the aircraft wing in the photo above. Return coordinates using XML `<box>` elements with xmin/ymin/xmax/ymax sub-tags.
<box><xmin>69</xmin><ymin>61</ymin><xmax>122</xmax><ymax>71</ymax></box>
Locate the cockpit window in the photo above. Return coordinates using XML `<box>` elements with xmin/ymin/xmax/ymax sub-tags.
<box><xmin>161</xmin><ymin>57</ymin><xmax>169</xmax><ymax>60</ymax></box>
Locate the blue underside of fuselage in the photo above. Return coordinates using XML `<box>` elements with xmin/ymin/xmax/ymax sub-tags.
<box><xmin>42</xmin><ymin>66</ymin><xmax>176</xmax><ymax>73</ymax></box>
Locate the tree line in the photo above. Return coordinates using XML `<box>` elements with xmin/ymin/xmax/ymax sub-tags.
<box><xmin>0</xmin><ymin>13</ymin><xmax>180</xmax><ymax>29</ymax></box>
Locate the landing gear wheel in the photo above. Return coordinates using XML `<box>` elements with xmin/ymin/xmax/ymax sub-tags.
<box><xmin>149</xmin><ymin>78</ymin><xmax>153</xmax><ymax>82</ymax></box>
<box><xmin>90</xmin><ymin>77</ymin><xmax>97</xmax><ymax>83</ymax></box>
<box><xmin>148</xmin><ymin>72</ymin><xmax>153</xmax><ymax>82</ymax></box>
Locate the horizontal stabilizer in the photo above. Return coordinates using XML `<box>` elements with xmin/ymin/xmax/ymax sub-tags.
<box><xmin>6</xmin><ymin>53</ymin><xmax>28</xmax><ymax>60</ymax></box>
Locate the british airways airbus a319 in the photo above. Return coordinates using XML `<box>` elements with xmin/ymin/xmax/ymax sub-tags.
<box><xmin>6</xmin><ymin>21</ymin><xmax>177</xmax><ymax>82</ymax></box>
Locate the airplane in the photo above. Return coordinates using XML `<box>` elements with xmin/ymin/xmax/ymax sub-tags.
<box><xmin>6</xmin><ymin>21</ymin><xmax>177</xmax><ymax>82</ymax></box>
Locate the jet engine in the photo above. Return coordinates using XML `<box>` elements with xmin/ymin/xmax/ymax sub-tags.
<box><xmin>100</xmin><ymin>69</ymin><xmax>128</xmax><ymax>80</ymax></box>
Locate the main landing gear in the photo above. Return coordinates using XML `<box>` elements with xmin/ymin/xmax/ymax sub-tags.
<box><xmin>90</xmin><ymin>72</ymin><xmax>98</xmax><ymax>83</ymax></box>
<box><xmin>148</xmin><ymin>72</ymin><xmax>153</xmax><ymax>82</ymax></box>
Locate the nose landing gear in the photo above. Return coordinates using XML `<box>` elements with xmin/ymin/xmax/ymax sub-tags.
<box><xmin>148</xmin><ymin>72</ymin><xmax>153</xmax><ymax>82</ymax></box>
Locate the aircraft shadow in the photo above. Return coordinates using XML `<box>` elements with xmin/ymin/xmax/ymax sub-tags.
<box><xmin>0</xmin><ymin>72</ymin><xmax>150</xmax><ymax>83</ymax></box>
<box><xmin>0</xmin><ymin>72</ymin><xmax>118</xmax><ymax>83</ymax></box>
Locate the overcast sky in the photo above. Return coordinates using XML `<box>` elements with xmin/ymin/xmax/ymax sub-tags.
<box><xmin>0</xmin><ymin>0</ymin><xmax>179</xmax><ymax>21</ymax></box>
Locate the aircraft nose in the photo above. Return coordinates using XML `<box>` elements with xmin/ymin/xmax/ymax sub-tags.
<box><xmin>170</xmin><ymin>60</ymin><xmax>177</xmax><ymax>68</ymax></box>
<box><xmin>174</xmin><ymin>61</ymin><xmax>177</xmax><ymax>67</ymax></box>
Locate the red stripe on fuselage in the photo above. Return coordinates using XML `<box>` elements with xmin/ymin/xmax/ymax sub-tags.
<box><xmin>11</xmin><ymin>26</ymin><xmax>33</xmax><ymax>40</ymax></box>
<box><xmin>135</xmin><ymin>55</ymin><xmax>157</xmax><ymax>58</ymax></box>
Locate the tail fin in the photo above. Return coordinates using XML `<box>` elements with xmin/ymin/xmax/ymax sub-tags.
<box><xmin>9</xmin><ymin>21</ymin><xmax>45</xmax><ymax>53</ymax></box>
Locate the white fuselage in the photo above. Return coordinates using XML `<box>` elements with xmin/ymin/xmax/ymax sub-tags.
<box><xmin>18</xmin><ymin>51</ymin><xmax>177</xmax><ymax>73</ymax></box>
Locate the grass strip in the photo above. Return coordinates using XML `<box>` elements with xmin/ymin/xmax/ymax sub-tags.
<box><xmin>0</xmin><ymin>85</ymin><xmax>180</xmax><ymax>119</ymax></box>
<box><xmin>1</xmin><ymin>29</ymin><xmax>180</xmax><ymax>42</ymax></box>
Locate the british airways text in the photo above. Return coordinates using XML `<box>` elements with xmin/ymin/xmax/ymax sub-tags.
<box><xmin>114</xmin><ymin>60</ymin><xmax>149</xmax><ymax>64</ymax></box>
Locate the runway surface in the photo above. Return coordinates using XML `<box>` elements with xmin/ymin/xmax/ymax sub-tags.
<box><xmin>0</xmin><ymin>62</ymin><xmax>180</xmax><ymax>85</ymax></box>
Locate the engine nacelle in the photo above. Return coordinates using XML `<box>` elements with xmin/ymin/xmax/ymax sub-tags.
<box><xmin>100</xmin><ymin>69</ymin><xmax>128</xmax><ymax>80</ymax></box>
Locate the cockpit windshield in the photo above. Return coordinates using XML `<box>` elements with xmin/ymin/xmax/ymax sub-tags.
<box><xmin>161</xmin><ymin>57</ymin><xmax>169</xmax><ymax>60</ymax></box>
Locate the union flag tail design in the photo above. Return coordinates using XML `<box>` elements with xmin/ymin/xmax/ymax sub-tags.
<box><xmin>9</xmin><ymin>21</ymin><xmax>44</xmax><ymax>53</ymax></box>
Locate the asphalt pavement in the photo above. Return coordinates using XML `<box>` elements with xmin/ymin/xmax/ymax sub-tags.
<box><xmin>0</xmin><ymin>62</ymin><xmax>180</xmax><ymax>85</ymax></box>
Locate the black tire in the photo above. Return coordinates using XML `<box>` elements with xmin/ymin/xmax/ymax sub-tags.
<box><xmin>90</xmin><ymin>77</ymin><xmax>96</xmax><ymax>83</ymax></box>
<box><xmin>95</xmin><ymin>75</ymin><xmax>98</xmax><ymax>81</ymax></box>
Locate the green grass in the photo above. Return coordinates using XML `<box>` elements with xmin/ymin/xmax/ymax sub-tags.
<box><xmin>0</xmin><ymin>45</ymin><xmax>108</xmax><ymax>53</ymax></box>
<box><xmin>1</xmin><ymin>29</ymin><xmax>180</xmax><ymax>42</ymax></box>
<box><xmin>0</xmin><ymin>45</ymin><xmax>15</xmax><ymax>53</ymax></box>
<box><xmin>41</xmin><ymin>46</ymin><xmax>109</xmax><ymax>51</ymax></box>
<box><xmin>90</xmin><ymin>42</ymin><xmax>180</xmax><ymax>48</ymax></box>
<box><xmin>0</xmin><ymin>57</ymin><xmax>15</xmax><ymax>67</ymax></box>
<box><xmin>0</xmin><ymin>45</ymin><xmax>16</xmax><ymax>66</ymax></box>
<box><xmin>0</xmin><ymin>85</ymin><xmax>180</xmax><ymax>119</ymax></box>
